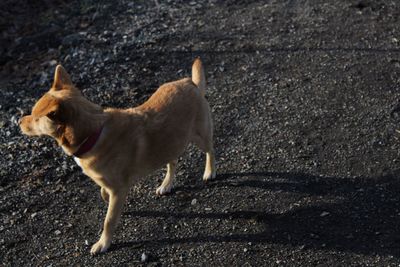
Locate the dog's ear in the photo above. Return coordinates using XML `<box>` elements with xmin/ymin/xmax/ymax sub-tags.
<box><xmin>52</xmin><ymin>65</ymin><xmax>73</xmax><ymax>91</ymax></box>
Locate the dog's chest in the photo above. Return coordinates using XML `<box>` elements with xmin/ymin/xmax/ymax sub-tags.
<box><xmin>73</xmin><ymin>156</ymin><xmax>91</xmax><ymax>178</ymax></box>
<box><xmin>73</xmin><ymin>157</ymin><xmax>82</xmax><ymax>168</ymax></box>
<box><xmin>73</xmin><ymin>156</ymin><xmax>110</xmax><ymax>188</ymax></box>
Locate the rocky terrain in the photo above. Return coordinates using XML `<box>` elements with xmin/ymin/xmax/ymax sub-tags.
<box><xmin>1</xmin><ymin>0</ymin><xmax>400</xmax><ymax>266</ymax></box>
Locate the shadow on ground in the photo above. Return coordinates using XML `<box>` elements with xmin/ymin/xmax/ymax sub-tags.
<box><xmin>118</xmin><ymin>171</ymin><xmax>400</xmax><ymax>257</ymax></box>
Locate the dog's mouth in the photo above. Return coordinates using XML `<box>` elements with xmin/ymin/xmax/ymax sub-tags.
<box><xmin>20</xmin><ymin>123</ymin><xmax>35</xmax><ymax>136</ymax></box>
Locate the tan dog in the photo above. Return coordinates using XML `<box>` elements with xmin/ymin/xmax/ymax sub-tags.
<box><xmin>19</xmin><ymin>59</ymin><xmax>216</xmax><ymax>254</ymax></box>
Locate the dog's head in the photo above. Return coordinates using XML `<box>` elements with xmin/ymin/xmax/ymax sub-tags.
<box><xmin>20</xmin><ymin>65</ymin><xmax>103</xmax><ymax>153</ymax></box>
<box><xmin>20</xmin><ymin>65</ymin><xmax>76</xmax><ymax>137</ymax></box>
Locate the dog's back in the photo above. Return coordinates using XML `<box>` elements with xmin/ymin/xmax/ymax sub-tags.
<box><xmin>136</xmin><ymin>60</ymin><xmax>208</xmax><ymax>171</ymax></box>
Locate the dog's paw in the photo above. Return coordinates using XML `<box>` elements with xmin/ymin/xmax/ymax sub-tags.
<box><xmin>156</xmin><ymin>184</ymin><xmax>172</xmax><ymax>195</ymax></box>
<box><xmin>203</xmin><ymin>170</ymin><xmax>216</xmax><ymax>181</ymax></box>
<box><xmin>90</xmin><ymin>238</ymin><xmax>111</xmax><ymax>255</ymax></box>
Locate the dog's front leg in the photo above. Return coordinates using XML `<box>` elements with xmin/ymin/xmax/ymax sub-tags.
<box><xmin>101</xmin><ymin>187</ymin><xmax>109</xmax><ymax>202</ymax></box>
<box><xmin>90</xmin><ymin>188</ymin><xmax>128</xmax><ymax>255</ymax></box>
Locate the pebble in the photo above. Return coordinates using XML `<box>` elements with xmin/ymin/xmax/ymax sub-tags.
<box><xmin>54</xmin><ymin>230</ymin><xmax>61</xmax><ymax>235</ymax></box>
<box><xmin>320</xmin><ymin>211</ymin><xmax>330</xmax><ymax>217</ymax></box>
<box><xmin>191</xmin><ymin>199</ymin><xmax>197</xmax><ymax>205</ymax></box>
<box><xmin>141</xmin><ymin>252</ymin><xmax>148</xmax><ymax>262</ymax></box>
<box><xmin>62</xmin><ymin>33</ymin><xmax>84</xmax><ymax>46</ymax></box>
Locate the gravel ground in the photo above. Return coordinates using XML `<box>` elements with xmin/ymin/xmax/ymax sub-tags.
<box><xmin>2</xmin><ymin>0</ymin><xmax>400</xmax><ymax>266</ymax></box>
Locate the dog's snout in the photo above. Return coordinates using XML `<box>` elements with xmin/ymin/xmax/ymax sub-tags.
<box><xmin>19</xmin><ymin>116</ymin><xmax>28</xmax><ymax>125</ymax></box>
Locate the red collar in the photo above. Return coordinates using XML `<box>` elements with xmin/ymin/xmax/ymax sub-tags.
<box><xmin>73</xmin><ymin>126</ymin><xmax>103</xmax><ymax>158</ymax></box>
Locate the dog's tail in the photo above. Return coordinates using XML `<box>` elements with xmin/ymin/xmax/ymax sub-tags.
<box><xmin>192</xmin><ymin>58</ymin><xmax>206</xmax><ymax>96</ymax></box>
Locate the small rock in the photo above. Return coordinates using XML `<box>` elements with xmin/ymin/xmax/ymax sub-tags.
<box><xmin>31</xmin><ymin>212</ymin><xmax>37</xmax><ymax>218</ymax></box>
<box><xmin>191</xmin><ymin>199</ymin><xmax>197</xmax><ymax>205</ymax></box>
<box><xmin>39</xmin><ymin>72</ymin><xmax>49</xmax><ymax>85</ymax></box>
<box><xmin>62</xmin><ymin>33</ymin><xmax>85</xmax><ymax>46</ymax></box>
<box><xmin>141</xmin><ymin>252</ymin><xmax>148</xmax><ymax>262</ymax></box>
<box><xmin>10</xmin><ymin>116</ymin><xmax>19</xmax><ymax>126</ymax></box>
<box><xmin>320</xmin><ymin>211</ymin><xmax>330</xmax><ymax>217</ymax></box>
<box><xmin>346</xmin><ymin>234</ymin><xmax>354</xmax><ymax>239</ymax></box>
<box><xmin>54</xmin><ymin>230</ymin><xmax>61</xmax><ymax>235</ymax></box>
<box><xmin>85</xmin><ymin>240</ymin><xmax>89</xmax><ymax>246</ymax></box>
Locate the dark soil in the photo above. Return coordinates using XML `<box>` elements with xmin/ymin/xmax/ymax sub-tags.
<box><xmin>2</xmin><ymin>0</ymin><xmax>400</xmax><ymax>266</ymax></box>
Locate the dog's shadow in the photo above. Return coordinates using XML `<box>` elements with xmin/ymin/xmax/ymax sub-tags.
<box><xmin>115</xmin><ymin>171</ymin><xmax>400</xmax><ymax>257</ymax></box>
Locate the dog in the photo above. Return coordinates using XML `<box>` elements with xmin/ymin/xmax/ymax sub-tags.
<box><xmin>19</xmin><ymin>58</ymin><xmax>216</xmax><ymax>254</ymax></box>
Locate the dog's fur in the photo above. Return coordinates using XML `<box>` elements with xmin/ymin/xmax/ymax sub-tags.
<box><xmin>20</xmin><ymin>59</ymin><xmax>216</xmax><ymax>254</ymax></box>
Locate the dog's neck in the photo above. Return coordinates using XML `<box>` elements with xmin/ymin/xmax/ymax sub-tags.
<box><xmin>57</xmin><ymin>98</ymin><xmax>106</xmax><ymax>156</ymax></box>
<box><xmin>59</xmin><ymin>115</ymin><xmax>105</xmax><ymax>156</ymax></box>
<box><xmin>73</xmin><ymin>125</ymin><xmax>104</xmax><ymax>158</ymax></box>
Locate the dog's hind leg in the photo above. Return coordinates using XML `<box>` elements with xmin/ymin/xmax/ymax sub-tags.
<box><xmin>203</xmin><ymin>148</ymin><xmax>216</xmax><ymax>181</ymax></box>
<box><xmin>201</xmin><ymin>143</ymin><xmax>216</xmax><ymax>181</ymax></box>
<box><xmin>156</xmin><ymin>159</ymin><xmax>177</xmax><ymax>195</ymax></box>
<box><xmin>193</xmin><ymin>133</ymin><xmax>216</xmax><ymax>182</ymax></box>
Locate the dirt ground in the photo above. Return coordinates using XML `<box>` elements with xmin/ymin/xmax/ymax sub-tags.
<box><xmin>2</xmin><ymin>0</ymin><xmax>400</xmax><ymax>266</ymax></box>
